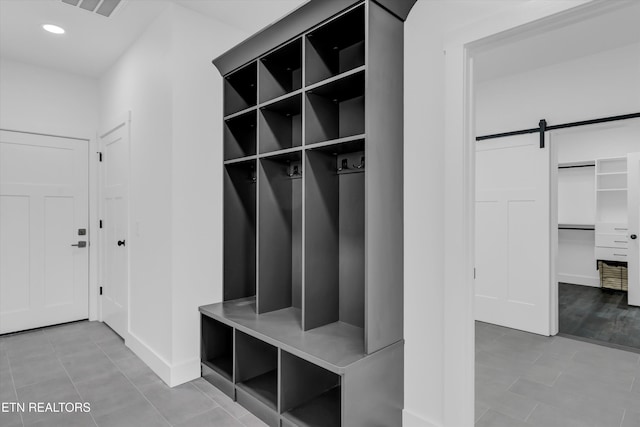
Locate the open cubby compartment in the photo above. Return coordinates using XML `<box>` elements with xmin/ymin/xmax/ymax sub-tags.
<box><xmin>305</xmin><ymin>70</ymin><xmax>365</xmax><ymax>145</ymax></box>
<box><xmin>304</xmin><ymin>140</ymin><xmax>365</xmax><ymax>331</ymax></box>
<box><xmin>597</xmin><ymin>157</ymin><xmax>627</xmax><ymax>174</ymax></box>
<box><xmin>305</xmin><ymin>4</ymin><xmax>365</xmax><ymax>85</ymax></box>
<box><xmin>224</xmin><ymin>62</ymin><xmax>257</xmax><ymax>116</ymax></box>
<box><xmin>224</xmin><ymin>160</ymin><xmax>257</xmax><ymax>301</ymax></box>
<box><xmin>258</xmin><ymin>151</ymin><xmax>303</xmax><ymax>315</ymax></box>
<box><xmin>597</xmin><ymin>173</ymin><xmax>627</xmax><ymax>190</ymax></box>
<box><xmin>201</xmin><ymin>316</ymin><xmax>234</xmax><ymax>380</ymax></box>
<box><xmin>280</xmin><ymin>351</ymin><xmax>341</xmax><ymax>427</ymax></box>
<box><xmin>235</xmin><ymin>331</ymin><xmax>279</xmax><ymax>411</ymax></box>
<box><xmin>259</xmin><ymin>38</ymin><xmax>302</xmax><ymax>103</ymax></box>
<box><xmin>224</xmin><ymin>110</ymin><xmax>257</xmax><ymax>161</ymax></box>
<box><xmin>597</xmin><ymin>191</ymin><xmax>628</xmax><ymax>223</ymax></box>
<box><xmin>259</xmin><ymin>94</ymin><xmax>302</xmax><ymax>154</ymax></box>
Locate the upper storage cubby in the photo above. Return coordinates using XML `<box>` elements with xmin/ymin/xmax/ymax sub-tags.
<box><xmin>305</xmin><ymin>4</ymin><xmax>365</xmax><ymax>86</ymax></box>
<box><xmin>224</xmin><ymin>110</ymin><xmax>257</xmax><ymax>161</ymax></box>
<box><xmin>305</xmin><ymin>70</ymin><xmax>365</xmax><ymax>145</ymax></box>
<box><xmin>259</xmin><ymin>38</ymin><xmax>302</xmax><ymax>103</ymax></box>
<box><xmin>259</xmin><ymin>94</ymin><xmax>302</xmax><ymax>154</ymax></box>
<box><xmin>224</xmin><ymin>62</ymin><xmax>257</xmax><ymax>116</ymax></box>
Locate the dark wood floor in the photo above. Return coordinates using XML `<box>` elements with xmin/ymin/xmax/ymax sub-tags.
<box><xmin>559</xmin><ymin>282</ymin><xmax>640</xmax><ymax>349</ymax></box>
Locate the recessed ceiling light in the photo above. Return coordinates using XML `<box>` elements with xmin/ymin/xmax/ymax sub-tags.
<box><xmin>42</xmin><ymin>24</ymin><xmax>65</xmax><ymax>35</ymax></box>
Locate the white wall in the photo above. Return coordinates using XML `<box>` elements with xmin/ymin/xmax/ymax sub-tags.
<box><xmin>100</xmin><ymin>8</ymin><xmax>175</xmax><ymax>369</ymax></box>
<box><xmin>0</xmin><ymin>58</ymin><xmax>98</xmax><ymax>138</ymax></box>
<box><xmin>475</xmin><ymin>43</ymin><xmax>640</xmax><ymax>136</ymax></box>
<box><xmin>99</xmin><ymin>3</ymin><xmax>246</xmax><ymax>386</ymax></box>
<box><xmin>169</xmin><ymin>4</ymin><xmax>244</xmax><ymax>381</ymax></box>
<box><xmin>476</xmin><ymin>43</ymin><xmax>640</xmax><ymax>289</ymax></box>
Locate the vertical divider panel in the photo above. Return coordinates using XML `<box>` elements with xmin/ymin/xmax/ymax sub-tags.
<box><xmin>255</xmin><ymin>62</ymin><xmax>262</xmax><ymax>314</ymax></box>
<box><xmin>301</xmin><ymin>35</ymin><xmax>307</xmax><ymax>330</ymax></box>
<box><xmin>304</xmin><ymin>149</ymin><xmax>339</xmax><ymax>330</ymax></box>
<box><xmin>364</xmin><ymin>1</ymin><xmax>404</xmax><ymax>354</ymax></box>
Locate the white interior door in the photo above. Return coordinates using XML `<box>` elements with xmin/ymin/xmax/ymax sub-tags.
<box><xmin>0</xmin><ymin>130</ymin><xmax>88</xmax><ymax>334</ymax></box>
<box><xmin>100</xmin><ymin>120</ymin><xmax>129</xmax><ymax>339</ymax></box>
<box><xmin>475</xmin><ymin>133</ymin><xmax>552</xmax><ymax>336</ymax></box>
<box><xmin>628</xmin><ymin>152</ymin><xmax>640</xmax><ymax>306</ymax></box>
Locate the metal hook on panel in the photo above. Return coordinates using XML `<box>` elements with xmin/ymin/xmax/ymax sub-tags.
<box><xmin>287</xmin><ymin>164</ymin><xmax>301</xmax><ymax>178</ymax></box>
<box><xmin>337</xmin><ymin>158</ymin><xmax>350</xmax><ymax>172</ymax></box>
<box><xmin>353</xmin><ymin>156</ymin><xmax>365</xmax><ymax>169</ymax></box>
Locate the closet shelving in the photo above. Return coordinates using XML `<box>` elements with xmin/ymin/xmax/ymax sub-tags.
<box><xmin>595</xmin><ymin>156</ymin><xmax>629</xmax><ymax>264</ymax></box>
<box><xmin>202</xmin><ymin>1</ymin><xmax>412</xmax><ymax>426</ymax></box>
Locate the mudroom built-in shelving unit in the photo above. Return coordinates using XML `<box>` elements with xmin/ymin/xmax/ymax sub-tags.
<box><xmin>200</xmin><ymin>1</ymin><xmax>416</xmax><ymax>426</ymax></box>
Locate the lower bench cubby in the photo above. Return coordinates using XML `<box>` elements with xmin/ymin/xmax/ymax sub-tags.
<box><xmin>235</xmin><ymin>331</ymin><xmax>279</xmax><ymax>426</ymax></box>
<box><xmin>200</xmin><ymin>316</ymin><xmax>234</xmax><ymax>397</ymax></box>
<box><xmin>200</xmin><ymin>305</ymin><xmax>403</xmax><ymax>427</ymax></box>
<box><xmin>281</xmin><ymin>351</ymin><xmax>341</xmax><ymax>427</ymax></box>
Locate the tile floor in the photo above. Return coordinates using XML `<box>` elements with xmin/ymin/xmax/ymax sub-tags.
<box><xmin>476</xmin><ymin>321</ymin><xmax>640</xmax><ymax>427</ymax></box>
<box><xmin>3</xmin><ymin>320</ymin><xmax>640</xmax><ymax>427</ymax></box>
<box><xmin>0</xmin><ymin>321</ymin><xmax>267</xmax><ymax>427</ymax></box>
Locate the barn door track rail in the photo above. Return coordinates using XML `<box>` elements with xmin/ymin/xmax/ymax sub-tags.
<box><xmin>476</xmin><ymin>112</ymin><xmax>640</xmax><ymax>149</ymax></box>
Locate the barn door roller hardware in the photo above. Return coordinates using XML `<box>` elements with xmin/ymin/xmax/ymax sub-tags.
<box><xmin>476</xmin><ymin>112</ymin><xmax>640</xmax><ymax>148</ymax></box>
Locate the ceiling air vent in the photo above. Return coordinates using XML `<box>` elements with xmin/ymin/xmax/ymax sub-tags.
<box><xmin>61</xmin><ymin>0</ymin><xmax>124</xmax><ymax>18</ymax></box>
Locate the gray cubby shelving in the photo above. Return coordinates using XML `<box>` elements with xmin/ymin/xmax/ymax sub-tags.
<box><xmin>258</xmin><ymin>151</ymin><xmax>303</xmax><ymax>315</ymax></box>
<box><xmin>305</xmin><ymin>3</ymin><xmax>365</xmax><ymax>86</ymax></box>
<box><xmin>260</xmin><ymin>38</ymin><xmax>302</xmax><ymax>103</ymax></box>
<box><xmin>223</xmin><ymin>160</ymin><xmax>256</xmax><ymax>301</ymax></box>
<box><xmin>224</xmin><ymin>109</ymin><xmax>257</xmax><ymax>161</ymax></box>
<box><xmin>235</xmin><ymin>331</ymin><xmax>279</xmax><ymax>409</ymax></box>
<box><xmin>224</xmin><ymin>62</ymin><xmax>257</xmax><ymax>116</ymax></box>
<box><xmin>259</xmin><ymin>93</ymin><xmax>302</xmax><ymax>153</ymax></box>
<box><xmin>305</xmin><ymin>70</ymin><xmax>365</xmax><ymax>145</ymax></box>
<box><xmin>202</xmin><ymin>1</ymin><xmax>414</xmax><ymax>425</ymax></box>
<box><xmin>281</xmin><ymin>351</ymin><xmax>341</xmax><ymax>427</ymax></box>
<box><xmin>305</xmin><ymin>140</ymin><xmax>365</xmax><ymax>331</ymax></box>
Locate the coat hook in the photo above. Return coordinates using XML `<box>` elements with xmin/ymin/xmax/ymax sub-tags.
<box><xmin>337</xmin><ymin>158</ymin><xmax>349</xmax><ymax>172</ymax></box>
<box><xmin>287</xmin><ymin>164</ymin><xmax>301</xmax><ymax>177</ymax></box>
<box><xmin>353</xmin><ymin>155</ymin><xmax>365</xmax><ymax>169</ymax></box>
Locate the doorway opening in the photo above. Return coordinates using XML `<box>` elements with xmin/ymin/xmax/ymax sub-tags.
<box><xmin>468</xmin><ymin>1</ymin><xmax>640</xmax><ymax>425</ymax></box>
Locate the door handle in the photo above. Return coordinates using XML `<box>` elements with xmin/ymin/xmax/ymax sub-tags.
<box><xmin>117</xmin><ymin>240</ymin><xmax>126</xmax><ymax>247</ymax></box>
<box><xmin>71</xmin><ymin>241</ymin><xmax>87</xmax><ymax>248</ymax></box>
<box><xmin>631</xmin><ymin>234</ymin><xmax>638</xmax><ymax>240</ymax></box>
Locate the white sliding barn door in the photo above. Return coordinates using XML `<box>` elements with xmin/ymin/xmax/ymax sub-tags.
<box><xmin>475</xmin><ymin>133</ymin><xmax>552</xmax><ymax>335</ymax></box>
<box><xmin>0</xmin><ymin>130</ymin><xmax>89</xmax><ymax>334</ymax></box>
<box><xmin>628</xmin><ymin>152</ymin><xmax>640</xmax><ymax>306</ymax></box>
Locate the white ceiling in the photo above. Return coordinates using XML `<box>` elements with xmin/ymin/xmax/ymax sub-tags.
<box><xmin>0</xmin><ymin>0</ymin><xmax>307</xmax><ymax>77</ymax></box>
<box><xmin>473</xmin><ymin>1</ymin><xmax>640</xmax><ymax>82</ymax></box>
<box><xmin>176</xmin><ymin>0</ymin><xmax>307</xmax><ymax>34</ymax></box>
<box><xmin>0</xmin><ymin>0</ymin><xmax>638</xmax><ymax>80</ymax></box>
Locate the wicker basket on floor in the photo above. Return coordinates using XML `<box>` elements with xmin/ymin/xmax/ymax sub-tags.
<box><xmin>598</xmin><ymin>260</ymin><xmax>628</xmax><ymax>291</ymax></box>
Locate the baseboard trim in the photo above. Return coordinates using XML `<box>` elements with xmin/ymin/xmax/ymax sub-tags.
<box><xmin>169</xmin><ymin>357</ymin><xmax>201</xmax><ymax>387</ymax></box>
<box><xmin>126</xmin><ymin>332</ymin><xmax>201</xmax><ymax>387</ymax></box>
<box><xmin>403</xmin><ymin>409</ymin><xmax>440</xmax><ymax>427</ymax></box>
<box><xmin>126</xmin><ymin>331</ymin><xmax>172</xmax><ymax>386</ymax></box>
<box><xmin>557</xmin><ymin>273</ymin><xmax>599</xmax><ymax>287</ymax></box>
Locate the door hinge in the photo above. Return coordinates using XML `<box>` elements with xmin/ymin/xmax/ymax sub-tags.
<box><xmin>98</xmin><ymin>152</ymin><xmax>103</xmax><ymax>162</ymax></box>
<box><xmin>99</xmin><ymin>286</ymin><xmax>103</xmax><ymax>295</ymax></box>
<box><xmin>474</xmin><ymin>268</ymin><xmax>476</xmax><ymax>279</ymax></box>
<box><xmin>99</xmin><ymin>220</ymin><xmax>103</xmax><ymax>229</ymax></box>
